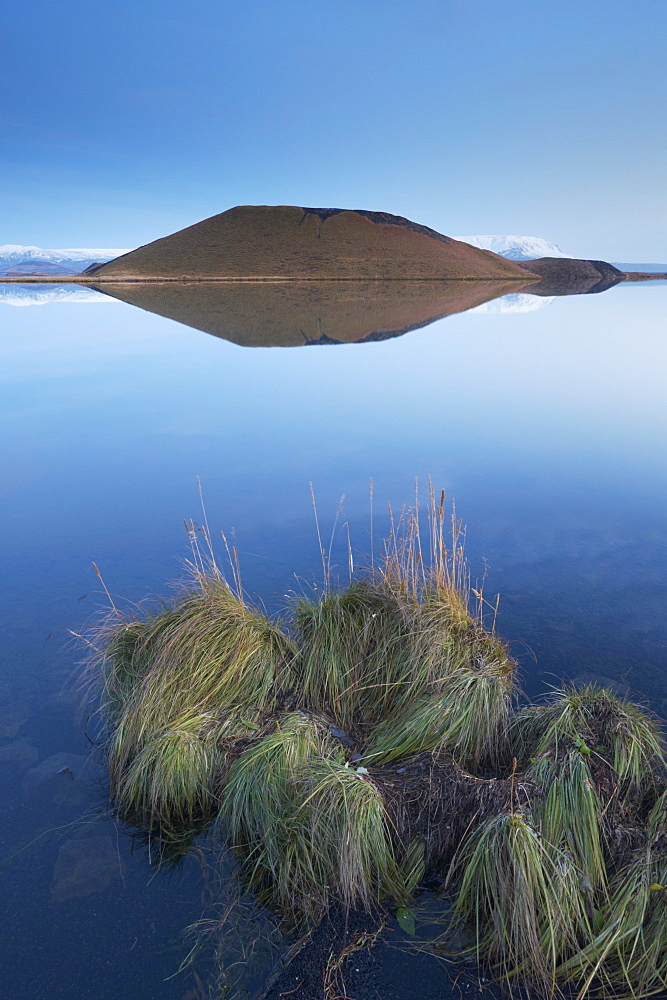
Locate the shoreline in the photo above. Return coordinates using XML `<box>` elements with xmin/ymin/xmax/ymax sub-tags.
<box><xmin>0</xmin><ymin>275</ymin><xmax>539</xmax><ymax>284</ymax></box>
<box><xmin>0</xmin><ymin>272</ymin><xmax>664</xmax><ymax>285</ymax></box>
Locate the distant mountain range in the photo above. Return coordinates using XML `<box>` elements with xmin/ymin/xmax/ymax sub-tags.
<box><xmin>0</xmin><ymin>245</ymin><xmax>130</xmax><ymax>276</ymax></box>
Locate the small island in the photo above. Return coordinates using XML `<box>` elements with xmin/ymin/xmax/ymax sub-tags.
<box><xmin>2</xmin><ymin>206</ymin><xmax>663</xmax><ymax>285</ymax></box>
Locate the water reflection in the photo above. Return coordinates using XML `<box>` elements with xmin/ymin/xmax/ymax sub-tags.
<box><xmin>91</xmin><ymin>279</ymin><xmax>527</xmax><ymax>346</ymax></box>
<box><xmin>0</xmin><ymin>276</ymin><xmax>665</xmax><ymax>999</ymax></box>
<box><xmin>90</xmin><ymin>272</ymin><xmax>626</xmax><ymax>346</ymax></box>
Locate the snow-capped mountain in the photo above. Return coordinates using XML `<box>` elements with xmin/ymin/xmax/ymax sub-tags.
<box><xmin>0</xmin><ymin>245</ymin><xmax>129</xmax><ymax>264</ymax></box>
<box><xmin>0</xmin><ymin>245</ymin><xmax>129</xmax><ymax>276</ymax></box>
<box><xmin>460</xmin><ymin>235</ymin><xmax>574</xmax><ymax>261</ymax></box>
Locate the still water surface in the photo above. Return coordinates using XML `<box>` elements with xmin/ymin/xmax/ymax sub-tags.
<box><xmin>0</xmin><ymin>279</ymin><xmax>665</xmax><ymax>997</ymax></box>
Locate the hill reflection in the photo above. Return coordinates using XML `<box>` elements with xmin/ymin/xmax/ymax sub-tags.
<box><xmin>90</xmin><ymin>279</ymin><xmax>536</xmax><ymax>346</ymax></box>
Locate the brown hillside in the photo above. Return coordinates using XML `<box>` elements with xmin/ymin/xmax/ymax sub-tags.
<box><xmin>85</xmin><ymin>206</ymin><xmax>537</xmax><ymax>281</ymax></box>
<box><xmin>92</xmin><ymin>279</ymin><xmax>525</xmax><ymax>347</ymax></box>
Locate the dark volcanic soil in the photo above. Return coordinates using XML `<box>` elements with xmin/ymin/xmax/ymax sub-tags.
<box><xmin>261</xmin><ymin>904</ymin><xmax>502</xmax><ymax>1000</ymax></box>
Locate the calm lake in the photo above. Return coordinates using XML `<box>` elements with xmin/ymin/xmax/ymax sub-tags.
<box><xmin>1</xmin><ymin>277</ymin><xmax>666</xmax><ymax>998</ymax></box>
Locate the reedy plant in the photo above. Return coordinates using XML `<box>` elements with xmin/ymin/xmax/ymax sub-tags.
<box><xmin>299</xmin><ymin>759</ymin><xmax>408</xmax><ymax>913</ymax></box>
<box><xmin>359</xmin><ymin>483</ymin><xmax>516</xmax><ymax>768</ymax></box>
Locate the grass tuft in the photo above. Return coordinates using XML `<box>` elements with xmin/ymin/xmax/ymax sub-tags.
<box><xmin>363</xmin><ymin>659</ymin><xmax>513</xmax><ymax>768</ymax></box>
<box><xmin>513</xmin><ymin>684</ymin><xmax>666</xmax><ymax>799</ymax></box>
<box><xmin>223</xmin><ymin>715</ymin><xmax>406</xmax><ymax>919</ymax></box>
<box><xmin>531</xmin><ymin>749</ymin><xmax>607</xmax><ymax>896</ymax></box>
<box><xmin>113</xmin><ymin>711</ymin><xmax>223</xmax><ymax>824</ymax></box>
<box><xmin>97</xmin><ymin>573</ymin><xmax>296</xmax><ymax>822</ymax></box>
<box><xmin>292</xmin><ymin>582</ymin><xmax>410</xmax><ymax>731</ymax></box>
<box><xmin>454</xmin><ymin>811</ymin><xmax>590</xmax><ymax>994</ymax></box>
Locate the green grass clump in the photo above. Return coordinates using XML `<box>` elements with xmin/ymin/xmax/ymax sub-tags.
<box><xmin>411</xmin><ymin>585</ymin><xmax>514</xmax><ymax>683</ymax></box>
<box><xmin>513</xmin><ymin>684</ymin><xmax>665</xmax><ymax>799</ymax></box>
<box><xmin>531</xmin><ymin>749</ymin><xmax>607</xmax><ymax>895</ymax></box>
<box><xmin>112</xmin><ymin>711</ymin><xmax>223</xmax><ymax>824</ymax></box>
<box><xmin>292</xmin><ymin>582</ymin><xmax>410</xmax><ymax>730</ymax></box>
<box><xmin>454</xmin><ymin>811</ymin><xmax>591</xmax><ymax>994</ymax></box>
<box><xmin>223</xmin><ymin>715</ymin><xmax>405</xmax><ymax>919</ymax></box>
<box><xmin>99</xmin><ymin>573</ymin><xmax>296</xmax><ymax>822</ymax></box>
<box><xmin>222</xmin><ymin>711</ymin><xmax>338</xmax><ymax>909</ymax></box>
<box><xmin>558</xmin><ymin>791</ymin><xmax>667</xmax><ymax>999</ymax></box>
<box><xmin>87</xmin><ymin>490</ymin><xmax>667</xmax><ymax>1000</ymax></box>
<box><xmin>300</xmin><ymin>759</ymin><xmax>407</xmax><ymax>913</ymax></box>
<box><xmin>362</xmin><ymin>659</ymin><xmax>514</xmax><ymax>768</ymax></box>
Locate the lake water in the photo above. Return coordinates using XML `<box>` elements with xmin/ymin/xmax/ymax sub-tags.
<box><xmin>1</xmin><ymin>277</ymin><xmax>666</xmax><ymax>998</ymax></box>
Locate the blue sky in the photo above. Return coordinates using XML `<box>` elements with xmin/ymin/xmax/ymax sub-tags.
<box><xmin>2</xmin><ymin>0</ymin><xmax>665</xmax><ymax>258</ymax></box>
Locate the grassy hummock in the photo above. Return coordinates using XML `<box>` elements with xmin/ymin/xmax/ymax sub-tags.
<box><xmin>86</xmin><ymin>496</ymin><xmax>666</xmax><ymax>999</ymax></box>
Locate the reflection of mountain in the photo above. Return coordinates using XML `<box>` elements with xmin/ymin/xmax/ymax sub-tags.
<box><xmin>0</xmin><ymin>284</ymin><xmax>120</xmax><ymax>306</ymax></box>
<box><xmin>91</xmin><ymin>279</ymin><xmax>526</xmax><ymax>346</ymax></box>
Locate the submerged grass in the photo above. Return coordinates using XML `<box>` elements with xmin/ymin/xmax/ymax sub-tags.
<box><xmin>86</xmin><ymin>485</ymin><xmax>667</xmax><ymax>999</ymax></box>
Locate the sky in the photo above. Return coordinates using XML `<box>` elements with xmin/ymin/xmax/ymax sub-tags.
<box><xmin>2</xmin><ymin>0</ymin><xmax>665</xmax><ymax>259</ymax></box>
